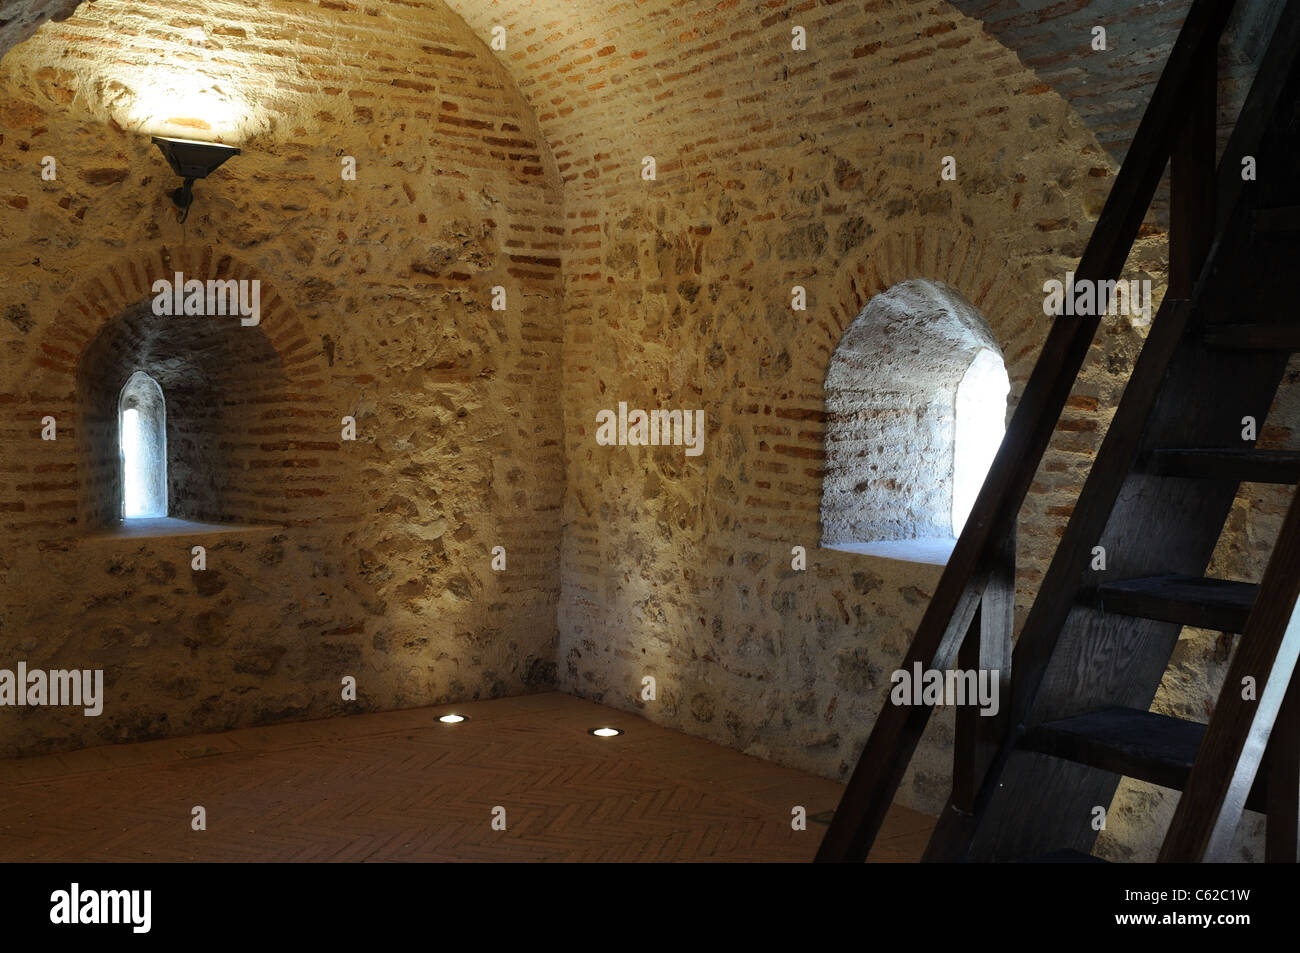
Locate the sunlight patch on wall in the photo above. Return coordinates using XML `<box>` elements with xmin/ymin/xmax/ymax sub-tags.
<box><xmin>951</xmin><ymin>348</ymin><xmax>1009</xmax><ymax>536</ymax></box>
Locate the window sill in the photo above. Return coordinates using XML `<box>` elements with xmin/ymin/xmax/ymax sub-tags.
<box><xmin>822</xmin><ymin>538</ymin><xmax>955</xmax><ymax>567</ymax></box>
<box><xmin>84</xmin><ymin>518</ymin><xmax>286</xmax><ymax>540</ymax></box>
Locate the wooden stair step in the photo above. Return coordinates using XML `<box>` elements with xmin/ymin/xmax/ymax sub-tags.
<box><xmin>1023</xmin><ymin>708</ymin><xmax>1202</xmax><ymax>791</ymax></box>
<box><xmin>1144</xmin><ymin>448</ymin><xmax>1300</xmax><ymax>484</ymax></box>
<box><xmin>1095</xmin><ymin>574</ymin><xmax>1256</xmax><ymax>632</ymax></box>
<box><xmin>1023</xmin><ymin>848</ymin><xmax>1109</xmax><ymax>863</ymax></box>
<box><xmin>1255</xmin><ymin>205</ymin><xmax>1300</xmax><ymax>232</ymax></box>
<box><xmin>1021</xmin><ymin>707</ymin><xmax>1268</xmax><ymax>812</ymax></box>
<box><xmin>1203</xmin><ymin>323</ymin><xmax>1300</xmax><ymax>351</ymax></box>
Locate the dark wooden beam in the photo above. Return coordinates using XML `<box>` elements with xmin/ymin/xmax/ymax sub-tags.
<box><xmin>1203</xmin><ymin>324</ymin><xmax>1300</xmax><ymax>350</ymax></box>
<box><xmin>1028</xmin><ymin>849</ymin><xmax>1108</xmax><ymax>863</ymax></box>
<box><xmin>1255</xmin><ymin>205</ymin><xmax>1300</xmax><ymax>233</ymax></box>
<box><xmin>1094</xmin><ymin>574</ymin><xmax>1257</xmax><ymax>633</ymax></box>
<box><xmin>1021</xmin><ymin>706</ymin><xmax>1269</xmax><ymax>812</ymax></box>
<box><xmin>1002</xmin><ymin>295</ymin><xmax>1195</xmax><ymax>726</ymax></box>
<box><xmin>1212</xmin><ymin>0</ymin><xmax>1300</xmax><ymax>226</ymax></box>
<box><xmin>951</xmin><ymin>527</ymin><xmax>1015</xmax><ymax>813</ymax></box>
<box><xmin>1023</xmin><ymin>707</ymin><xmax>1203</xmax><ymax>791</ymax></box>
<box><xmin>1160</xmin><ymin>489</ymin><xmax>1300</xmax><ymax>860</ymax></box>
<box><xmin>1144</xmin><ymin>449</ymin><xmax>1300</xmax><ymax>484</ymax></box>
<box><xmin>1170</xmin><ymin>45</ymin><xmax>1217</xmax><ymax>298</ymax></box>
<box><xmin>1265</xmin><ymin>674</ymin><xmax>1300</xmax><ymax>862</ymax></box>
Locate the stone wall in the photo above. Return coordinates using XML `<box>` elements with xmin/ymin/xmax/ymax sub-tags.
<box><xmin>0</xmin><ymin>0</ymin><xmax>565</xmax><ymax>756</ymax></box>
<box><xmin>537</xmin><ymin>0</ymin><xmax>1135</xmax><ymax>816</ymax></box>
<box><xmin>0</xmin><ymin>0</ymin><xmax>1294</xmax><ymax>862</ymax></box>
<box><xmin>473</xmin><ymin>0</ymin><xmax>1284</xmax><ymax>862</ymax></box>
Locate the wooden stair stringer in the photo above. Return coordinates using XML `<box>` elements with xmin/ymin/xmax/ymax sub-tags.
<box><xmin>966</xmin><ymin>341</ymin><xmax>1293</xmax><ymax>861</ymax></box>
<box><xmin>934</xmin><ymin>33</ymin><xmax>1300</xmax><ymax>856</ymax></box>
<box><xmin>821</xmin><ymin>0</ymin><xmax>1300</xmax><ymax>866</ymax></box>
<box><xmin>944</xmin><ymin>222</ymin><xmax>1297</xmax><ymax>863</ymax></box>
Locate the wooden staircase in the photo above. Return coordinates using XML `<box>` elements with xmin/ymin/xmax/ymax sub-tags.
<box><xmin>816</xmin><ymin>0</ymin><xmax>1300</xmax><ymax>864</ymax></box>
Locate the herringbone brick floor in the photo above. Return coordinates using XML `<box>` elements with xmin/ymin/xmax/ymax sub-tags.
<box><xmin>0</xmin><ymin>693</ymin><xmax>933</xmax><ymax>862</ymax></box>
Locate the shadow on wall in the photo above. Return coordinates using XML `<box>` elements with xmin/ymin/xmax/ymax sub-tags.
<box><xmin>821</xmin><ymin>278</ymin><xmax>1008</xmax><ymax>564</ymax></box>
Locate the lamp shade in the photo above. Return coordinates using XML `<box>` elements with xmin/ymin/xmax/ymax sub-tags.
<box><xmin>151</xmin><ymin>136</ymin><xmax>240</xmax><ymax>180</ymax></box>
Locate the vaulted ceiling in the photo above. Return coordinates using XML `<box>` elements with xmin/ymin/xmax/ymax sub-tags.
<box><xmin>945</xmin><ymin>0</ymin><xmax>1285</xmax><ymax>159</ymax></box>
<box><xmin>1</xmin><ymin>0</ymin><xmax>1282</xmax><ymax>169</ymax></box>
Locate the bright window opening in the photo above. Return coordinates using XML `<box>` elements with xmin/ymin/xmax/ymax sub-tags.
<box><xmin>952</xmin><ymin>349</ymin><xmax>1009</xmax><ymax>535</ymax></box>
<box><xmin>119</xmin><ymin>371</ymin><xmax>167</xmax><ymax>519</ymax></box>
<box><xmin>821</xmin><ymin>279</ymin><xmax>1010</xmax><ymax>564</ymax></box>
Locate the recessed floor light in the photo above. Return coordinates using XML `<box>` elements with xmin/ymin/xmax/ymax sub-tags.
<box><xmin>438</xmin><ymin>713</ymin><xmax>468</xmax><ymax>724</ymax></box>
<box><xmin>589</xmin><ymin>727</ymin><xmax>623</xmax><ymax>737</ymax></box>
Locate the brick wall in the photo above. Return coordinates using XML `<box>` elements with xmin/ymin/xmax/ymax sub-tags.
<box><xmin>0</xmin><ymin>0</ymin><xmax>565</xmax><ymax>756</ymax></box>
<box><xmin>0</xmin><ymin>0</ymin><xmax>1293</xmax><ymax>862</ymax></box>
<box><xmin>948</xmin><ymin>0</ymin><xmax>1287</xmax><ymax>163</ymax></box>
<box><xmin>444</xmin><ymin>0</ymin><xmax>1284</xmax><ymax>861</ymax></box>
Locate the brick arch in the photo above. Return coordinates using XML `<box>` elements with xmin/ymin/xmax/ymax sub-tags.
<box><xmin>748</xmin><ymin>226</ymin><xmax>1047</xmax><ymax>547</ymax></box>
<box><xmin>9</xmin><ymin>245</ymin><xmax>342</xmax><ymax>536</ymax></box>
<box><xmin>27</xmin><ymin>245</ymin><xmax>324</xmax><ymax>387</ymax></box>
<box><xmin>813</xmin><ymin>227</ymin><xmax>1045</xmax><ymax>405</ymax></box>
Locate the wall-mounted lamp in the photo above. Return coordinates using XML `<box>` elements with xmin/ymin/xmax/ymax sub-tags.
<box><xmin>151</xmin><ymin>136</ymin><xmax>240</xmax><ymax>224</ymax></box>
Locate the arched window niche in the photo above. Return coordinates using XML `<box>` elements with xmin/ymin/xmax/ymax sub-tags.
<box><xmin>76</xmin><ymin>293</ymin><xmax>295</xmax><ymax>536</ymax></box>
<box><xmin>821</xmin><ymin>279</ymin><xmax>1009</xmax><ymax>566</ymax></box>
<box><xmin>119</xmin><ymin>371</ymin><xmax>168</xmax><ymax>519</ymax></box>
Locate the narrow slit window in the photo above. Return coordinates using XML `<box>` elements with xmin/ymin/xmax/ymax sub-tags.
<box><xmin>119</xmin><ymin>371</ymin><xmax>167</xmax><ymax>519</ymax></box>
